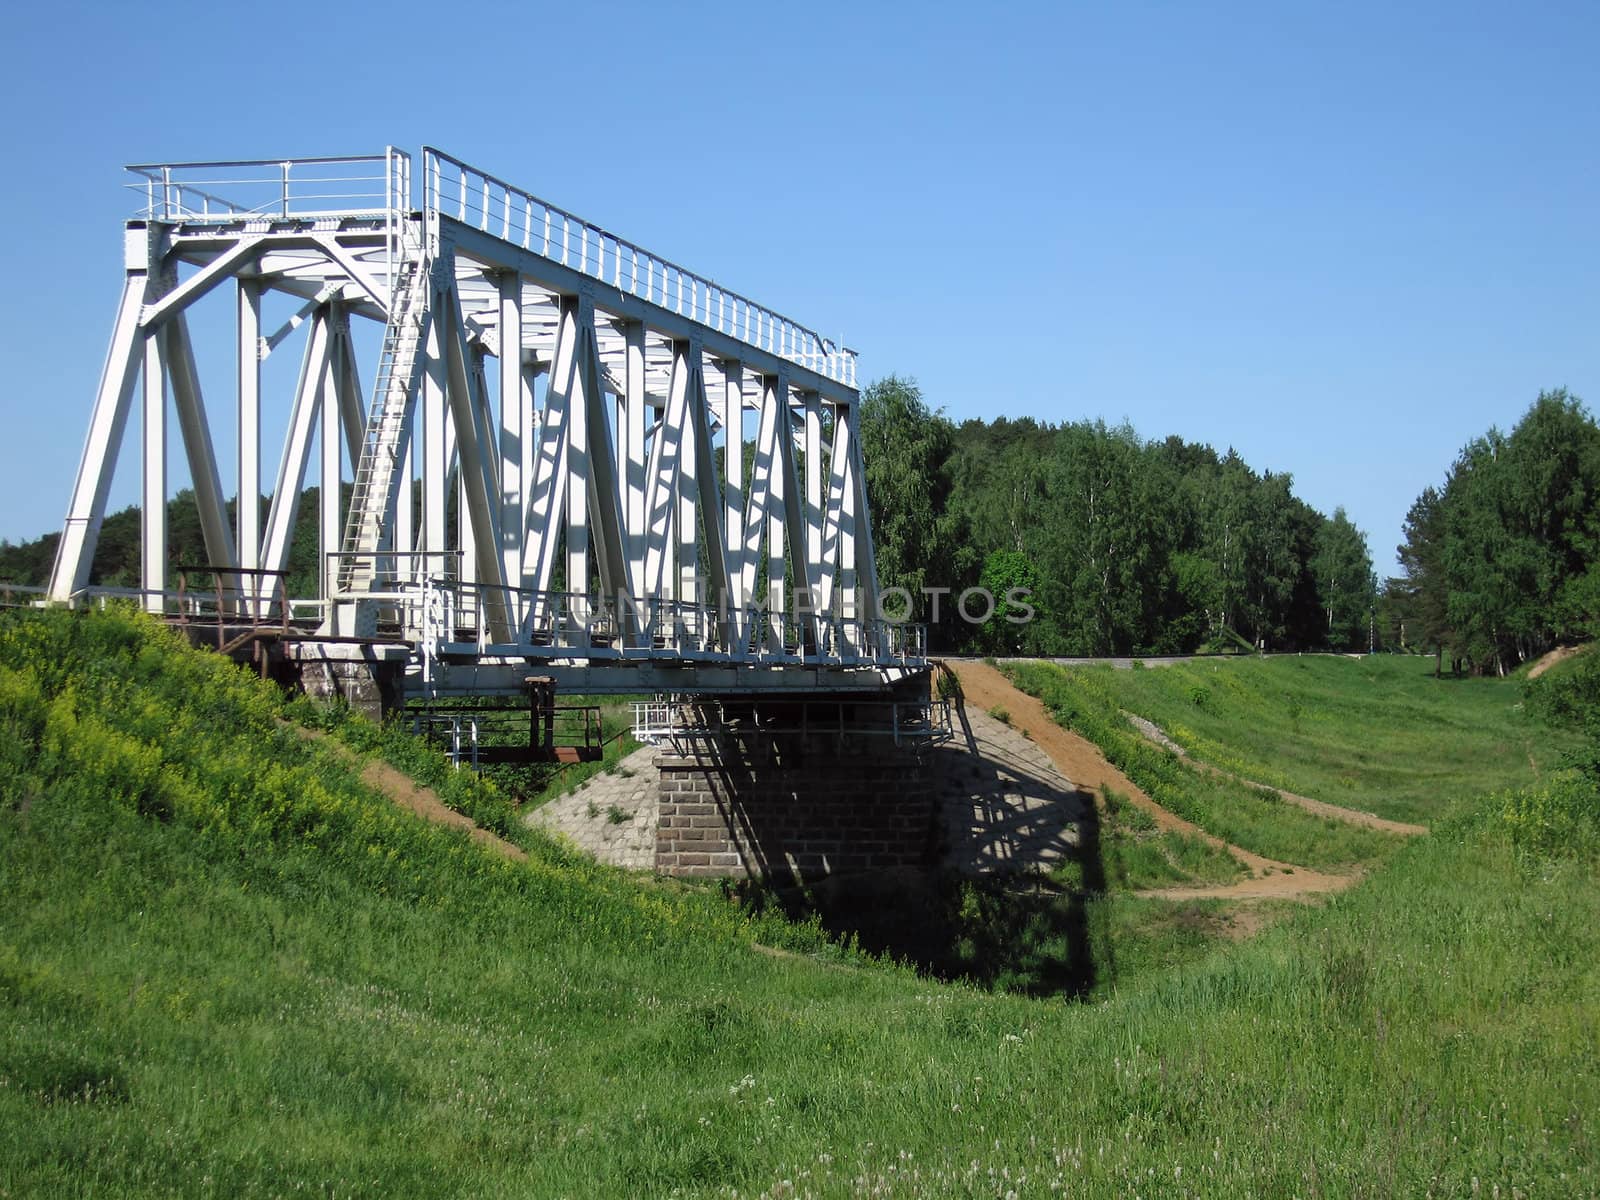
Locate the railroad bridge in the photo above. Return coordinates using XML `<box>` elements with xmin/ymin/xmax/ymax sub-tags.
<box><xmin>45</xmin><ymin>147</ymin><xmax>945</xmax><ymax>881</ymax></box>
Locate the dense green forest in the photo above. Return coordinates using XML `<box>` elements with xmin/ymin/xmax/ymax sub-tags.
<box><xmin>860</xmin><ymin>377</ymin><xmax>1376</xmax><ymax>654</ymax></box>
<box><xmin>1383</xmin><ymin>389</ymin><xmax>1600</xmax><ymax>675</ymax></box>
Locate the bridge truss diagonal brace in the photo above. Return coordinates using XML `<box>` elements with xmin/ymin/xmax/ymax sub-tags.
<box><xmin>640</xmin><ymin>342</ymin><xmax>693</xmax><ymax>603</ymax></box>
<box><xmin>572</xmin><ymin>298</ymin><xmax>631</xmax><ymax>621</ymax></box>
<box><xmin>770</xmin><ymin>374</ymin><xmax>817</xmax><ymax>654</ymax></box>
<box><xmin>260</xmin><ymin>307</ymin><xmax>335</xmax><ymax>597</ymax></box>
<box><xmin>733</xmin><ymin>374</ymin><xmax>781</xmax><ymax>656</ymax></box>
<box><xmin>139</xmin><ymin>237</ymin><xmax>265</xmax><ymax>331</ymax></box>
<box><xmin>165</xmin><ymin>312</ymin><xmax>240</xmax><ymax>587</ymax></box>
<box><xmin>48</xmin><ymin>268</ymin><xmax>152</xmax><ymax>600</ymax></box>
<box><xmin>438</xmin><ymin>272</ymin><xmax>513</xmax><ymax>642</ymax></box>
<box><xmin>683</xmin><ymin>343</ymin><xmax>731</xmax><ymax>650</ymax></box>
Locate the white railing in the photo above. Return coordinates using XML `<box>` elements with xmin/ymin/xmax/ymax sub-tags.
<box><xmin>126</xmin><ymin>150</ymin><xmax>410</xmax><ymax>224</ymax></box>
<box><xmin>422</xmin><ymin>147</ymin><xmax>857</xmax><ymax>387</ymax></box>
<box><xmin>328</xmin><ymin>567</ymin><xmax>925</xmax><ymax>670</ymax></box>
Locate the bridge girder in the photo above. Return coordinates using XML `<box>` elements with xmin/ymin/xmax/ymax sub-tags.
<box><xmin>48</xmin><ymin>148</ymin><xmax>920</xmax><ymax>694</ymax></box>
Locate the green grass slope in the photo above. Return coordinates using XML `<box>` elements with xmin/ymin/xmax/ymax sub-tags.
<box><xmin>2</xmin><ymin>609</ymin><xmax>1598</xmax><ymax>1196</ymax></box>
<box><xmin>1018</xmin><ymin>654</ymin><xmax>1577</xmax><ymax>826</ymax></box>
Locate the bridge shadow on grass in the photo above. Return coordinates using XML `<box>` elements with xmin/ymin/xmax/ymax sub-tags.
<box><xmin>734</xmin><ymin>743</ymin><xmax>1117</xmax><ymax>1000</ymax></box>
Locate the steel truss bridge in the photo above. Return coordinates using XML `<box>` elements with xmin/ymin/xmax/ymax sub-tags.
<box><xmin>47</xmin><ymin>147</ymin><xmax>928</xmax><ymax>700</ymax></box>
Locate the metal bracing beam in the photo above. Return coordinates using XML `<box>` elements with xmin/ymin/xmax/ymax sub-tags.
<box><xmin>261</xmin><ymin>309</ymin><xmax>332</xmax><ymax>591</ymax></box>
<box><xmin>676</xmin><ymin>343</ymin><xmax>699</xmax><ymax>611</ymax></box>
<box><xmin>320</xmin><ymin>316</ymin><xmax>342</xmax><ymax>601</ymax></box>
<box><xmin>564</xmin><ymin>304</ymin><xmax>591</xmax><ymax>612</ymax></box>
<box><xmin>803</xmin><ymin>390</ymin><xmax>824</xmax><ymax>623</ymax></box>
<box><xmin>766</xmin><ymin>385</ymin><xmax>788</xmax><ymax>654</ymax></box>
<box><xmin>574</xmin><ymin>301</ymin><xmax>631</xmax><ymax>608</ymax></box>
<box><xmin>166</xmin><ymin>313</ymin><xmax>239</xmax><ymax>585</ymax></box>
<box><xmin>847</xmin><ymin>398</ymin><xmax>880</xmax><ymax>622</ymax></box>
<box><xmin>327</xmin><ymin>306</ymin><xmax>366</xmax><ymax>472</ymax></box>
<box><xmin>641</xmin><ymin>342</ymin><xmax>691</xmax><ymax>599</ymax></box>
<box><xmin>421</xmin><ymin>280</ymin><xmax>449</xmax><ymax>561</ymax></box>
<box><xmin>49</xmin><ymin>272</ymin><xmax>149</xmax><ymax>600</ymax></box>
<box><xmin>440</xmin><ymin>280</ymin><xmax>512</xmax><ymax>640</ymax></box>
<box><xmin>311</xmin><ymin>235</ymin><xmax>391</xmax><ymax>312</ymax></box>
<box><xmin>818</xmin><ymin>402</ymin><xmax>850</xmax><ymax>618</ymax></box>
<box><xmin>261</xmin><ymin>286</ymin><xmax>339</xmax><ymax>358</ymax></box>
<box><xmin>770</xmin><ymin>373</ymin><xmax>815</xmax><ymax>652</ymax></box>
<box><xmin>497</xmin><ymin>271</ymin><xmax>523</xmax><ymax>591</ymax></box>
<box><xmin>623</xmin><ymin>321</ymin><xmax>648</xmax><ymax>595</ymax></box>
<box><xmin>686</xmin><ymin>347</ymin><xmax>732</xmax><ymax>647</ymax></box>
<box><xmin>140</xmin><ymin>238</ymin><xmax>264</xmax><ymax>330</ymax></box>
<box><xmin>722</xmin><ymin>360</ymin><xmax>745</xmax><ymax>611</ymax></box>
<box><xmin>395</xmin><ymin>440</ymin><xmax>414</xmax><ymax>562</ymax></box>
<box><xmin>736</xmin><ymin>375</ymin><xmax>781</xmax><ymax>654</ymax></box>
<box><xmin>237</xmin><ymin>279</ymin><xmax>261</xmax><ymax>583</ymax></box>
<box><xmin>521</xmin><ymin>300</ymin><xmax>574</xmax><ymax>605</ymax></box>
<box><xmin>141</xmin><ymin>329</ymin><xmax>167</xmax><ymax>611</ymax></box>
<box><xmin>519</xmin><ymin>362</ymin><xmax>538</xmax><ymax>560</ymax></box>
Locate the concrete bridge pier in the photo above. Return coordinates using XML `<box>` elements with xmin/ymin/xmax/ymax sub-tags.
<box><xmin>287</xmin><ymin>642</ymin><xmax>407</xmax><ymax>723</ymax></box>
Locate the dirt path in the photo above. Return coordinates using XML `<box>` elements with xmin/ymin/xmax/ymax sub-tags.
<box><xmin>292</xmin><ymin>726</ymin><xmax>528</xmax><ymax>863</ymax></box>
<box><xmin>1122</xmin><ymin>712</ymin><xmax>1427</xmax><ymax>837</ymax></box>
<box><xmin>1528</xmin><ymin>642</ymin><xmax>1591</xmax><ymax>680</ymax></box>
<box><xmin>947</xmin><ymin>662</ymin><xmax>1358</xmax><ymax>903</ymax></box>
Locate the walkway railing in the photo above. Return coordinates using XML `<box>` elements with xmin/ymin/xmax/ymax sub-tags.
<box><xmin>403</xmin><ymin>577</ymin><xmax>926</xmax><ymax>668</ymax></box>
<box><xmin>126</xmin><ymin>152</ymin><xmax>407</xmax><ymax>222</ymax></box>
<box><xmin>422</xmin><ymin>147</ymin><xmax>857</xmax><ymax>386</ymax></box>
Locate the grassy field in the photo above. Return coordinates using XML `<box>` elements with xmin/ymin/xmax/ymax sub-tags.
<box><xmin>1015</xmin><ymin>654</ymin><xmax>1579</xmax><ymax>826</ymax></box>
<box><xmin>3</xmin><ymin>609</ymin><xmax>1598</xmax><ymax>1196</ymax></box>
<box><xmin>1003</xmin><ymin>660</ymin><xmax>1407</xmax><ymax>871</ymax></box>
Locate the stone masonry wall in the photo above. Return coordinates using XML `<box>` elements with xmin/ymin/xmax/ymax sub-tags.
<box><xmin>289</xmin><ymin>647</ymin><xmax>404</xmax><ymax>723</ymax></box>
<box><xmin>655</xmin><ymin>730</ymin><xmax>934</xmax><ymax>882</ymax></box>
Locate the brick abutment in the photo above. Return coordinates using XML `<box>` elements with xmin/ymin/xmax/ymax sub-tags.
<box><xmin>655</xmin><ymin>724</ymin><xmax>934</xmax><ymax>882</ymax></box>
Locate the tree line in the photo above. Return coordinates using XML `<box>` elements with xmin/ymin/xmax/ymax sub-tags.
<box><xmin>859</xmin><ymin>376</ymin><xmax>1376</xmax><ymax>655</ymax></box>
<box><xmin>1383</xmin><ymin>388</ymin><xmax>1600</xmax><ymax>675</ymax></box>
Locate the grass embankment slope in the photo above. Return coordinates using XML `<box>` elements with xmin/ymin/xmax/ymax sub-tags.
<box><xmin>1006</xmin><ymin>653</ymin><xmax>1580</xmax><ymax>842</ymax></box>
<box><xmin>3</xmin><ymin>609</ymin><xmax>1598</xmax><ymax>1196</ymax></box>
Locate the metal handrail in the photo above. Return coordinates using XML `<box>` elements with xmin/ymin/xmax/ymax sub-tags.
<box><xmin>125</xmin><ymin>151</ymin><xmax>403</xmax><ymax>223</ymax></box>
<box><xmin>422</xmin><ymin>146</ymin><xmax>858</xmax><ymax>387</ymax></box>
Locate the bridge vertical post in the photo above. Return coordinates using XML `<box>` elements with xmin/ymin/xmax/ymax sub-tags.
<box><xmin>804</xmin><ymin>390</ymin><xmax>824</xmax><ymax>645</ymax></box>
<box><xmin>722</xmin><ymin>360</ymin><xmax>745</xmax><ymax>631</ymax></box>
<box><xmin>623</xmin><ymin>321</ymin><xmax>647</xmax><ymax>597</ymax></box>
<box><xmin>167</xmin><ymin>314</ymin><xmax>239</xmax><ymax>597</ymax></box>
<box><xmin>319</xmin><ymin>311</ymin><xmax>342</xmax><ymax>606</ymax></box>
<box><xmin>49</xmin><ymin>229</ymin><xmax>155</xmax><ymax>603</ymax></box>
<box><xmin>395</xmin><ymin>441</ymin><xmax>414</xmax><ymax>577</ymax></box>
<box><xmin>260</xmin><ymin>308</ymin><xmax>331</xmax><ymax>607</ymax></box>
<box><xmin>237</xmin><ymin>278</ymin><xmax>262</xmax><ymax>606</ymax></box>
<box><xmin>141</xmin><ymin>326</ymin><xmax>167</xmax><ymax>613</ymax></box>
<box><xmin>498</xmin><ymin>271</ymin><xmax>524</xmax><ymax>602</ymax></box>
<box><xmin>421</xmin><ymin>277</ymin><xmax>449</xmax><ymax>575</ymax></box>
<box><xmin>565</xmin><ymin>296</ymin><xmax>592</xmax><ymax>636</ymax></box>
<box><xmin>676</xmin><ymin>340</ymin><xmax>702</xmax><ymax>623</ymax></box>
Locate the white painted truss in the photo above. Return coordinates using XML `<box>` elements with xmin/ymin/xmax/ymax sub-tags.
<box><xmin>49</xmin><ymin>148</ymin><xmax>925</xmax><ymax>683</ymax></box>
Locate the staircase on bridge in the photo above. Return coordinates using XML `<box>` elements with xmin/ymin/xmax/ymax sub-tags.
<box><xmin>338</xmin><ymin>254</ymin><xmax>430</xmax><ymax>597</ymax></box>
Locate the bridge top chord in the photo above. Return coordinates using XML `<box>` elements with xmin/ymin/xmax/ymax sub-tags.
<box><xmin>124</xmin><ymin>146</ymin><xmax>857</xmax><ymax>388</ymax></box>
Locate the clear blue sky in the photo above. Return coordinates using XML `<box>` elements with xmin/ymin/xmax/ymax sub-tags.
<box><xmin>2</xmin><ymin>0</ymin><xmax>1595</xmax><ymax>574</ymax></box>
